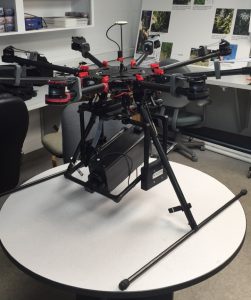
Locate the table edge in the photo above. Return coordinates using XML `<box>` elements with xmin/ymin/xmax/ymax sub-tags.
<box><xmin>0</xmin><ymin>226</ymin><xmax>246</xmax><ymax>298</ymax></box>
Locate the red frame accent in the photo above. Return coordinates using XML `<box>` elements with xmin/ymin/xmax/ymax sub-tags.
<box><xmin>45</xmin><ymin>92</ymin><xmax>72</xmax><ymax>104</ymax></box>
<box><xmin>79</xmin><ymin>72</ymin><xmax>89</xmax><ymax>78</ymax></box>
<box><xmin>102</xmin><ymin>60</ymin><xmax>109</xmax><ymax>67</ymax></box>
<box><xmin>79</xmin><ymin>65</ymin><xmax>89</xmax><ymax>71</ymax></box>
<box><xmin>150</xmin><ymin>63</ymin><xmax>160</xmax><ymax>69</ymax></box>
<box><xmin>130</xmin><ymin>59</ymin><xmax>136</xmax><ymax>68</ymax></box>
<box><xmin>117</xmin><ymin>57</ymin><xmax>124</xmax><ymax>63</ymax></box>
<box><xmin>136</xmin><ymin>74</ymin><xmax>144</xmax><ymax>81</ymax></box>
<box><xmin>102</xmin><ymin>76</ymin><xmax>110</xmax><ymax>84</ymax></box>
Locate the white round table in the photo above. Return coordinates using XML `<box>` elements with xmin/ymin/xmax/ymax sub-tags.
<box><xmin>0</xmin><ymin>162</ymin><xmax>246</xmax><ymax>299</ymax></box>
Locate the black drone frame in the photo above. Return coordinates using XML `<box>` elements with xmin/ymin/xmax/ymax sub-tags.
<box><xmin>0</xmin><ymin>36</ymin><xmax>249</xmax><ymax>291</ymax></box>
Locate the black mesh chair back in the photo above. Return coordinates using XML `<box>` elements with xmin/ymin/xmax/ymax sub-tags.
<box><xmin>0</xmin><ymin>94</ymin><xmax>29</xmax><ymax>193</ymax></box>
<box><xmin>158</xmin><ymin>59</ymin><xmax>209</xmax><ymax>161</ymax></box>
<box><xmin>61</xmin><ymin>102</ymin><xmax>126</xmax><ymax>163</ymax></box>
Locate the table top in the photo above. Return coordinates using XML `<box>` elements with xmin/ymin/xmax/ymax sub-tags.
<box><xmin>206</xmin><ymin>75</ymin><xmax>251</xmax><ymax>90</ymax></box>
<box><xmin>0</xmin><ymin>162</ymin><xmax>246</xmax><ymax>298</ymax></box>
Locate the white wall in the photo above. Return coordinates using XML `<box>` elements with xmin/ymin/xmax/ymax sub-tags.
<box><xmin>0</xmin><ymin>0</ymin><xmax>142</xmax><ymax>66</ymax></box>
<box><xmin>141</xmin><ymin>0</ymin><xmax>251</xmax><ymax>66</ymax></box>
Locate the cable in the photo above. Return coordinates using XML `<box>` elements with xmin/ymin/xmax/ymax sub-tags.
<box><xmin>106</xmin><ymin>23</ymin><xmax>121</xmax><ymax>51</ymax></box>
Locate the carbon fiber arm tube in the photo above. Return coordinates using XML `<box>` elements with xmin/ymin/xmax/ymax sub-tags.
<box><xmin>2</xmin><ymin>55</ymin><xmax>78</xmax><ymax>75</ymax></box>
<box><xmin>138</xmin><ymin>81</ymin><xmax>171</xmax><ymax>93</ymax></box>
<box><xmin>81</xmin><ymin>83</ymin><xmax>107</xmax><ymax>94</ymax></box>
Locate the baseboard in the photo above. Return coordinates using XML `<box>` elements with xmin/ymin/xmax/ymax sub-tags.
<box><xmin>194</xmin><ymin>139</ymin><xmax>251</xmax><ymax>163</ymax></box>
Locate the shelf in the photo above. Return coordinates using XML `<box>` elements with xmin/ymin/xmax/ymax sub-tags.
<box><xmin>0</xmin><ymin>0</ymin><xmax>94</xmax><ymax>36</ymax></box>
<box><xmin>0</xmin><ymin>31</ymin><xmax>19</xmax><ymax>37</ymax></box>
<box><xmin>0</xmin><ymin>24</ymin><xmax>94</xmax><ymax>36</ymax></box>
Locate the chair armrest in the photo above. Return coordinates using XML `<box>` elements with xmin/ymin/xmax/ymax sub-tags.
<box><xmin>197</xmin><ymin>98</ymin><xmax>212</xmax><ymax>107</ymax></box>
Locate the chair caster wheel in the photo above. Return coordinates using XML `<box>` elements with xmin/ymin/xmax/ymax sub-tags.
<box><xmin>191</xmin><ymin>155</ymin><xmax>198</xmax><ymax>162</ymax></box>
<box><xmin>200</xmin><ymin>146</ymin><xmax>205</xmax><ymax>151</ymax></box>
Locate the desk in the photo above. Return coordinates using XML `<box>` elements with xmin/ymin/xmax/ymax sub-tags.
<box><xmin>207</xmin><ymin>75</ymin><xmax>251</xmax><ymax>135</ymax></box>
<box><xmin>189</xmin><ymin>64</ymin><xmax>251</xmax><ymax>90</ymax></box>
<box><xmin>184</xmin><ymin>70</ymin><xmax>251</xmax><ymax>161</ymax></box>
<box><xmin>0</xmin><ymin>162</ymin><xmax>246</xmax><ymax>299</ymax></box>
<box><xmin>206</xmin><ymin>75</ymin><xmax>251</xmax><ymax>91</ymax></box>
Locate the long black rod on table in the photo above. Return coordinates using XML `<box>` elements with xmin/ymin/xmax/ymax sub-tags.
<box><xmin>0</xmin><ymin>170</ymin><xmax>66</xmax><ymax>198</ymax></box>
<box><xmin>118</xmin><ymin>189</ymin><xmax>247</xmax><ymax>291</ymax></box>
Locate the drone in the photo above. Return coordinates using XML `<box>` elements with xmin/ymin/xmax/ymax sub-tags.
<box><xmin>0</xmin><ymin>22</ymin><xmax>249</xmax><ymax>290</ymax></box>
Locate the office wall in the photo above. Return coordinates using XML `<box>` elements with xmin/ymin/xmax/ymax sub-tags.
<box><xmin>0</xmin><ymin>0</ymin><xmax>142</xmax><ymax>66</ymax></box>
<box><xmin>140</xmin><ymin>0</ymin><xmax>251</xmax><ymax>67</ymax></box>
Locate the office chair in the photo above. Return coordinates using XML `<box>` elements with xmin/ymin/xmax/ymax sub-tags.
<box><xmin>42</xmin><ymin>102</ymin><xmax>125</xmax><ymax>166</ymax></box>
<box><xmin>61</xmin><ymin>102</ymin><xmax>91</xmax><ymax>164</ymax></box>
<box><xmin>0</xmin><ymin>93</ymin><xmax>29</xmax><ymax>193</ymax></box>
<box><xmin>61</xmin><ymin>102</ymin><xmax>128</xmax><ymax>163</ymax></box>
<box><xmin>248</xmin><ymin>167</ymin><xmax>251</xmax><ymax>178</ymax></box>
<box><xmin>158</xmin><ymin>59</ymin><xmax>210</xmax><ymax>161</ymax></box>
<box><xmin>41</xmin><ymin>126</ymin><xmax>63</xmax><ymax>167</ymax></box>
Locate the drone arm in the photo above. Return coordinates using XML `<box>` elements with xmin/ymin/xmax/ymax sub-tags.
<box><xmin>138</xmin><ymin>81</ymin><xmax>171</xmax><ymax>93</ymax></box>
<box><xmin>161</xmin><ymin>51</ymin><xmax>221</xmax><ymax>72</ymax></box>
<box><xmin>2</xmin><ymin>47</ymin><xmax>78</xmax><ymax>75</ymax></box>
<box><xmin>136</xmin><ymin>53</ymin><xmax>149</xmax><ymax>66</ymax></box>
<box><xmin>185</xmin><ymin>66</ymin><xmax>251</xmax><ymax>78</ymax></box>
<box><xmin>161</xmin><ymin>40</ymin><xmax>231</xmax><ymax>72</ymax></box>
<box><xmin>81</xmin><ymin>83</ymin><xmax>108</xmax><ymax>94</ymax></box>
<box><xmin>83</xmin><ymin>51</ymin><xmax>103</xmax><ymax>68</ymax></box>
<box><xmin>71</xmin><ymin>37</ymin><xmax>103</xmax><ymax>68</ymax></box>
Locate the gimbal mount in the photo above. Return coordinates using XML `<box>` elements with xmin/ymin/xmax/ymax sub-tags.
<box><xmin>0</xmin><ymin>27</ymin><xmax>249</xmax><ymax>290</ymax></box>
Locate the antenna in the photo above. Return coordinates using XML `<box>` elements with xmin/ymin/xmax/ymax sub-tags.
<box><xmin>115</xmin><ymin>21</ymin><xmax>128</xmax><ymax>25</ymax></box>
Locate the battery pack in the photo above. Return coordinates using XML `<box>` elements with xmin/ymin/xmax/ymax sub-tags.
<box><xmin>141</xmin><ymin>159</ymin><xmax>168</xmax><ymax>191</ymax></box>
<box><xmin>88</xmin><ymin>127</ymin><xmax>144</xmax><ymax>192</ymax></box>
